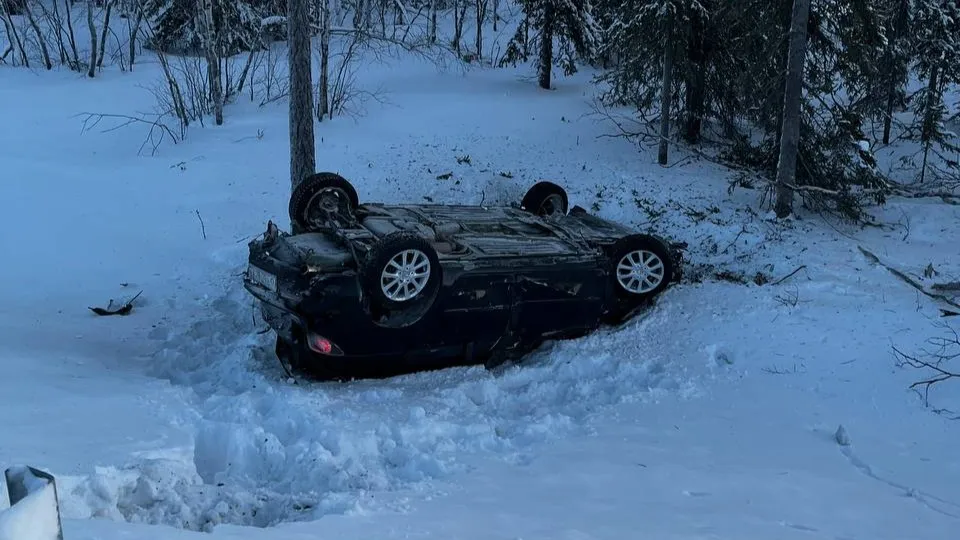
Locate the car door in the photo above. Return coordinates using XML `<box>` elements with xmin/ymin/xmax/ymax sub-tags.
<box><xmin>513</xmin><ymin>259</ymin><xmax>607</xmax><ymax>339</ymax></box>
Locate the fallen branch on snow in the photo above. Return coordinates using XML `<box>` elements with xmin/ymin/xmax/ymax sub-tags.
<box><xmin>857</xmin><ymin>246</ymin><xmax>960</xmax><ymax>316</ymax></box>
<box><xmin>89</xmin><ymin>290</ymin><xmax>143</xmax><ymax>316</ymax></box>
<box><xmin>76</xmin><ymin>112</ymin><xmax>180</xmax><ymax>156</ymax></box>
<box><xmin>771</xmin><ymin>265</ymin><xmax>807</xmax><ymax>286</ymax></box>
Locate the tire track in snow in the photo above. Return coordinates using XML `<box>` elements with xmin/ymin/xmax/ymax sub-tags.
<box><xmin>61</xmin><ymin>259</ymin><xmax>701</xmax><ymax>532</ymax></box>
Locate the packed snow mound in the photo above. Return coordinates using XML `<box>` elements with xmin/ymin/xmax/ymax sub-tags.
<box><xmin>57</xmin><ymin>248</ymin><xmax>707</xmax><ymax>531</ymax></box>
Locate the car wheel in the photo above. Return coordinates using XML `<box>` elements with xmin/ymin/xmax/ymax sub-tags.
<box><xmin>520</xmin><ymin>181</ymin><xmax>568</xmax><ymax>218</ymax></box>
<box><xmin>360</xmin><ymin>232</ymin><xmax>442</xmax><ymax>325</ymax></box>
<box><xmin>608</xmin><ymin>234</ymin><xmax>675</xmax><ymax>302</ymax></box>
<box><xmin>288</xmin><ymin>172</ymin><xmax>360</xmax><ymax>233</ymax></box>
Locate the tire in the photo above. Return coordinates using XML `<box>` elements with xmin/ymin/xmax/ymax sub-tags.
<box><xmin>360</xmin><ymin>232</ymin><xmax>442</xmax><ymax>323</ymax></box>
<box><xmin>608</xmin><ymin>234</ymin><xmax>675</xmax><ymax>302</ymax></box>
<box><xmin>520</xmin><ymin>181</ymin><xmax>568</xmax><ymax>218</ymax></box>
<box><xmin>289</xmin><ymin>172</ymin><xmax>360</xmax><ymax>233</ymax></box>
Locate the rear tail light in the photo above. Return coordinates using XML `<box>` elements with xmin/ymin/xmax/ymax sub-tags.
<box><xmin>306</xmin><ymin>333</ymin><xmax>344</xmax><ymax>356</ymax></box>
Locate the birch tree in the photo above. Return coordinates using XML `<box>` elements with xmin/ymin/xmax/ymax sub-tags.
<box><xmin>86</xmin><ymin>0</ymin><xmax>97</xmax><ymax>77</ymax></box>
<box><xmin>197</xmin><ymin>0</ymin><xmax>223</xmax><ymax>125</ymax></box>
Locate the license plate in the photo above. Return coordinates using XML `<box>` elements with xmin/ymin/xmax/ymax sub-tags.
<box><xmin>247</xmin><ymin>265</ymin><xmax>277</xmax><ymax>291</ymax></box>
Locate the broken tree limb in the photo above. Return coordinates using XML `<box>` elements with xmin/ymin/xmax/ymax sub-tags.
<box><xmin>89</xmin><ymin>290</ymin><xmax>143</xmax><ymax>316</ymax></box>
<box><xmin>857</xmin><ymin>246</ymin><xmax>960</xmax><ymax>315</ymax></box>
<box><xmin>771</xmin><ymin>265</ymin><xmax>808</xmax><ymax>286</ymax></box>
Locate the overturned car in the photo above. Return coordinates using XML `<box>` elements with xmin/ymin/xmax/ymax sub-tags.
<box><xmin>244</xmin><ymin>173</ymin><xmax>685</xmax><ymax>380</ymax></box>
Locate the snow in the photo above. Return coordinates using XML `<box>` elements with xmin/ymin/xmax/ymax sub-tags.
<box><xmin>2</xmin><ymin>10</ymin><xmax>960</xmax><ymax>540</ymax></box>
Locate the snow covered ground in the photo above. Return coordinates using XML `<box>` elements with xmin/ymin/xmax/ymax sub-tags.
<box><xmin>2</xmin><ymin>19</ymin><xmax>960</xmax><ymax>540</ymax></box>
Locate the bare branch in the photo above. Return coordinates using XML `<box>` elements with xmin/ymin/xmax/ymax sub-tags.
<box><xmin>893</xmin><ymin>344</ymin><xmax>960</xmax><ymax>410</ymax></box>
<box><xmin>75</xmin><ymin>112</ymin><xmax>180</xmax><ymax>156</ymax></box>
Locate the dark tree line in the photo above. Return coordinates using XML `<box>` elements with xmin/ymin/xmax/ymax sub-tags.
<box><xmin>7</xmin><ymin>0</ymin><xmax>954</xmax><ymax>209</ymax></box>
<box><xmin>596</xmin><ymin>0</ymin><xmax>960</xmax><ymax>219</ymax></box>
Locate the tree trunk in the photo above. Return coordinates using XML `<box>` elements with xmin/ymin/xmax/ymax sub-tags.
<box><xmin>537</xmin><ymin>3</ymin><xmax>554</xmax><ymax>90</ymax></box>
<box><xmin>235</xmin><ymin>47</ymin><xmax>257</xmax><ymax>95</ymax></box>
<box><xmin>474</xmin><ymin>0</ymin><xmax>484</xmax><ymax>60</ymax></box>
<box><xmin>0</xmin><ymin>0</ymin><xmax>27</xmax><ymax>67</ymax></box>
<box><xmin>64</xmin><ymin>0</ymin><xmax>80</xmax><ymax>69</ymax></box>
<box><xmin>128</xmin><ymin>7</ymin><xmax>143</xmax><ymax>69</ymax></box>
<box><xmin>453</xmin><ymin>0</ymin><xmax>465</xmax><ymax>54</ymax></box>
<box><xmin>920</xmin><ymin>65</ymin><xmax>940</xmax><ymax>144</ymax></box>
<box><xmin>774</xmin><ymin>0</ymin><xmax>811</xmax><ymax>219</ymax></box>
<box><xmin>317</xmin><ymin>0</ymin><xmax>331</xmax><ymax>120</ymax></box>
<box><xmin>2</xmin><ymin>0</ymin><xmax>29</xmax><ymax>66</ymax></box>
<box><xmin>23</xmin><ymin>2</ymin><xmax>52</xmax><ymax>69</ymax></box>
<box><xmin>683</xmin><ymin>5</ymin><xmax>706</xmax><ymax>144</ymax></box>
<box><xmin>492</xmin><ymin>0</ymin><xmax>498</xmax><ymax>31</ymax></box>
<box><xmin>522</xmin><ymin>13</ymin><xmax>528</xmax><ymax>59</ymax></box>
<box><xmin>208</xmin><ymin>21</ymin><xmax>223</xmax><ymax>124</ymax></box>
<box><xmin>288</xmin><ymin>0</ymin><xmax>316</xmax><ymax>192</ymax></box>
<box><xmin>197</xmin><ymin>0</ymin><xmax>223</xmax><ymax>124</ymax></box>
<box><xmin>393</xmin><ymin>0</ymin><xmax>403</xmax><ymax>25</ymax></box>
<box><xmin>97</xmin><ymin>1</ymin><xmax>112</xmax><ymax>69</ymax></box>
<box><xmin>428</xmin><ymin>0</ymin><xmax>436</xmax><ymax>43</ymax></box>
<box><xmin>882</xmin><ymin>0</ymin><xmax>910</xmax><ymax>146</ymax></box>
<box><xmin>882</xmin><ymin>78</ymin><xmax>896</xmax><ymax>145</ymax></box>
<box><xmin>772</xmin><ymin>0</ymin><xmax>793</xmax><ymax>151</ymax></box>
<box><xmin>353</xmin><ymin>0</ymin><xmax>364</xmax><ymax>29</ymax></box>
<box><xmin>50</xmin><ymin>0</ymin><xmax>68</xmax><ymax>65</ymax></box>
<box><xmin>658</xmin><ymin>8</ymin><xmax>675</xmax><ymax>165</ymax></box>
<box><xmin>378</xmin><ymin>0</ymin><xmax>386</xmax><ymax>35</ymax></box>
<box><xmin>86</xmin><ymin>0</ymin><xmax>97</xmax><ymax>77</ymax></box>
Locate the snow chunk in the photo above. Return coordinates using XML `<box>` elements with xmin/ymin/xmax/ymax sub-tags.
<box><xmin>834</xmin><ymin>424</ymin><xmax>851</xmax><ymax>446</ymax></box>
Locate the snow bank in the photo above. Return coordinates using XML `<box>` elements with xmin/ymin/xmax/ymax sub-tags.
<box><xmin>55</xmin><ymin>244</ymin><xmax>704</xmax><ymax>531</ymax></box>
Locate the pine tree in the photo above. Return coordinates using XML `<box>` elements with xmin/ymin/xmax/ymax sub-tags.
<box><xmin>877</xmin><ymin>0</ymin><xmax>912</xmax><ymax>145</ymax></box>
<box><xmin>144</xmin><ymin>0</ymin><xmax>284</xmax><ymax>55</ymax></box>
<box><xmin>599</xmin><ymin>1</ymin><xmax>747</xmax><ymax>144</ymax></box>
<box><xmin>909</xmin><ymin>0</ymin><xmax>960</xmax><ymax>183</ymax></box>
<box><xmin>499</xmin><ymin>0</ymin><xmax>602</xmax><ymax>90</ymax></box>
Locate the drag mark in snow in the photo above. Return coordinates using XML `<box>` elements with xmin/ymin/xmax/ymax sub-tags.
<box><xmin>839</xmin><ymin>445</ymin><xmax>960</xmax><ymax>520</ymax></box>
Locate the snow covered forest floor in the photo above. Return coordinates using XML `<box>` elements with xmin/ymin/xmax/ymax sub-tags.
<box><xmin>2</xmin><ymin>5</ymin><xmax>960</xmax><ymax>540</ymax></box>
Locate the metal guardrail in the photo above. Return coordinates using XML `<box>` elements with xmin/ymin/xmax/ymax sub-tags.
<box><xmin>2</xmin><ymin>465</ymin><xmax>64</xmax><ymax>540</ymax></box>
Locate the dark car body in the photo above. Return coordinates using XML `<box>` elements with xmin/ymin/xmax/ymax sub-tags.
<box><xmin>244</xmin><ymin>183</ymin><xmax>684</xmax><ymax>380</ymax></box>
